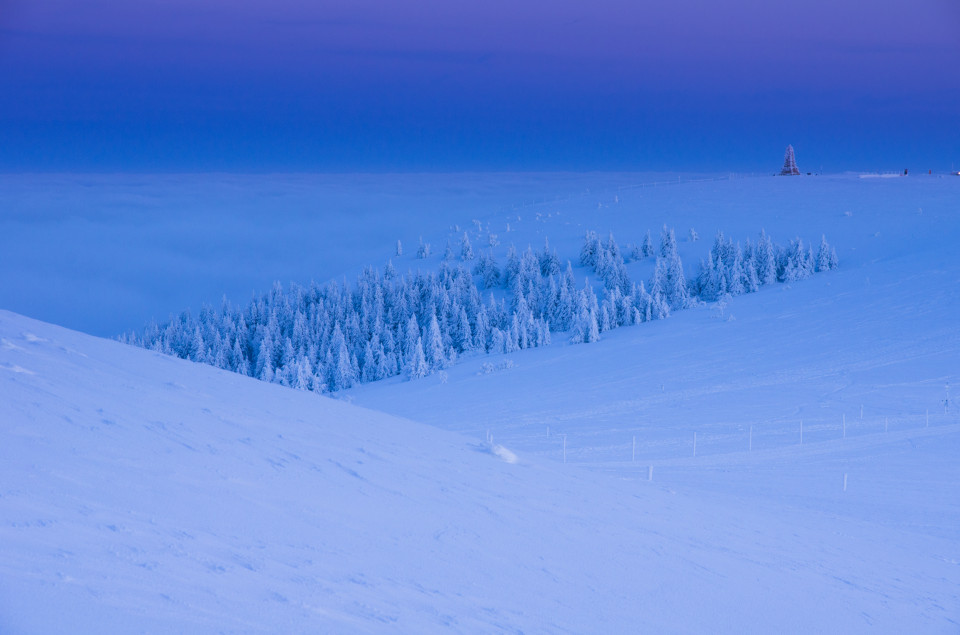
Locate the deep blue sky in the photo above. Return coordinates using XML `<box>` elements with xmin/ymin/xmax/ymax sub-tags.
<box><xmin>1</xmin><ymin>0</ymin><xmax>958</xmax><ymax>172</ymax></box>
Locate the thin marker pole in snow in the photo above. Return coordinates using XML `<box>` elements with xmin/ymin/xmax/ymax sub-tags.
<box><xmin>546</xmin><ymin>426</ymin><xmax>549</xmax><ymax>437</ymax></box>
<box><xmin>648</xmin><ymin>465</ymin><xmax>653</xmax><ymax>481</ymax></box>
<box><xmin>843</xmin><ymin>473</ymin><xmax>848</xmax><ymax>492</ymax></box>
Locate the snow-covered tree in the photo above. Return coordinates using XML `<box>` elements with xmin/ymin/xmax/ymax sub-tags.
<box><xmin>816</xmin><ymin>235</ymin><xmax>839</xmax><ymax>272</ymax></box>
<box><xmin>328</xmin><ymin>324</ymin><xmax>356</xmax><ymax>391</ymax></box>
<box><xmin>659</xmin><ymin>225</ymin><xmax>678</xmax><ymax>259</ymax></box>
<box><xmin>406</xmin><ymin>337</ymin><xmax>428</xmax><ymax>379</ymax></box>
<box><xmin>580</xmin><ymin>230</ymin><xmax>601</xmax><ymax>267</ymax></box>
<box><xmin>417</xmin><ymin>237</ymin><xmax>430</xmax><ymax>259</ymax></box>
<box><xmin>293</xmin><ymin>355</ymin><xmax>314</xmax><ymax>391</ymax></box>
<box><xmin>641</xmin><ymin>230</ymin><xmax>655</xmax><ymax>258</ymax></box>
<box><xmin>424</xmin><ymin>312</ymin><xmax>446</xmax><ymax>369</ymax></box>
<box><xmin>728</xmin><ymin>245</ymin><xmax>746</xmax><ymax>297</ymax></box>
<box><xmin>539</xmin><ymin>238</ymin><xmax>561</xmax><ymax>277</ymax></box>
<box><xmin>503</xmin><ymin>245</ymin><xmax>520</xmax><ymax>289</ymax></box>
<box><xmin>756</xmin><ymin>230</ymin><xmax>777</xmax><ymax>285</ymax></box>
<box><xmin>570</xmin><ymin>288</ymin><xmax>600</xmax><ymax>344</ymax></box>
<box><xmin>460</xmin><ymin>232</ymin><xmax>474</xmax><ymax>261</ymax></box>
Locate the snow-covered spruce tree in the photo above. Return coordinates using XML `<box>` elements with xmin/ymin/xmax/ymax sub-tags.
<box><xmin>579</xmin><ymin>231</ymin><xmax>630</xmax><ymax>295</ymax></box>
<box><xmin>509</xmin><ymin>248</ymin><xmax>542</xmax><ymax>314</ymax></box>
<box><xmin>460</xmin><ymin>232</ymin><xmax>474</xmax><ymax>261</ymax></box>
<box><xmin>190</xmin><ymin>326</ymin><xmax>207</xmax><ymax>364</ymax></box>
<box><xmin>634</xmin><ymin>281</ymin><xmax>653</xmax><ymax>323</ymax></box>
<box><xmin>710</xmin><ymin>231</ymin><xmax>733</xmax><ymax>271</ymax></box>
<box><xmin>539</xmin><ymin>237</ymin><xmax>561</xmax><ymax>277</ymax></box>
<box><xmin>293</xmin><ymin>354</ymin><xmax>315</xmax><ymax>391</ymax></box>
<box><xmin>473</xmin><ymin>250</ymin><xmax>502</xmax><ymax>289</ymax></box>
<box><xmin>570</xmin><ymin>287</ymin><xmax>600</xmax><ymax>344</ymax></box>
<box><xmin>545</xmin><ymin>264</ymin><xmax>576</xmax><ymax>331</ymax></box>
<box><xmin>605</xmin><ymin>235</ymin><xmax>630</xmax><ymax>294</ymax></box>
<box><xmin>360</xmin><ymin>341</ymin><xmax>378</xmax><ymax>383</ymax></box>
<box><xmin>406</xmin><ymin>337</ymin><xmax>428</xmax><ymax>379</ymax></box>
<box><xmin>781</xmin><ymin>238</ymin><xmax>814</xmax><ymax>282</ymax></box>
<box><xmin>256</xmin><ymin>331</ymin><xmax>275</xmax><ymax>383</ymax></box>
<box><xmin>641</xmin><ymin>230</ymin><xmax>655</xmax><ymax>258</ymax></box>
<box><xmin>728</xmin><ymin>245</ymin><xmax>747</xmax><ymax>297</ymax></box>
<box><xmin>659</xmin><ymin>225</ymin><xmax>678</xmax><ymax>259</ymax></box>
<box><xmin>452</xmin><ymin>306</ymin><xmax>473</xmax><ymax>353</ymax></box>
<box><xmin>743</xmin><ymin>247</ymin><xmax>760</xmax><ymax>293</ymax></box>
<box><xmin>595</xmin><ymin>247</ymin><xmax>610</xmax><ymax>284</ymax></box>
<box><xmin>424</xmin><ymin>312</ymin><xmax>446</xmax><ymax>369</ymax></box>
<box><xmin>756</xmin><ymin>230</ymin><xmax>777</xmax><ymax>286</ymax></box>
<box><xmin>383</xmin><ymin>259</ymin><xmax>397</xmax><ymax>280</ymax></box>
<box><xmin>816</xmin><ymin>235</ymin><xmax>839</xmax><ymax>272</ymax></box>
<box><xmin>648</xmin><ymin>260</ymin><xmax>671</xmax><ymax>320</ymax></box>
<box><xmin>417</xmin><ymin>237</ymin><xmax>430</xmax><ymax>259</ymax></box>
<box><xmin>580</xmin><ymin>230</ymin><xmax>601</xmax><ymax>267</ymax></box>
<box><xmin>328</xmin><ymin>323</ymin><xmax>357</xmax><ymax>391</ymax></box>
<box><xmin>665</xmin><ymin>249</ymin><xmax>690</xmax><ymax>309</ymax></box>
<box><xmin>694</xmin><ymin>253</ymin><xmax>718</xmax><ymax>301</ymax></box>
<box><xmin>503</xmin><ymin>245</ymin><xmax>520</xmax><ymax>289</ymax></box>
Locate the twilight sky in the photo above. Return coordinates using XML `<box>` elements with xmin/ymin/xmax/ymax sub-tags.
<box><xmin>1</xmin><ymin>0</ymin><xmax>958</xmax><ymax>171</ymax></box>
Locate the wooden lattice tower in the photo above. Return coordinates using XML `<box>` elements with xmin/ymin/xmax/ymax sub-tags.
<box><xmin>781</xmin><ymin>145</ymin><xmax>800</xmax><ymax>175</ymax></box>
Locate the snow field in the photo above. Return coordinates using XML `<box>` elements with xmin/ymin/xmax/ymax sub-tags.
<box><xmin>1</xmin><ymin>172</ymin><xmax>959</xmax><ymax>631</ymax></box>
<box><xmin>2</xmin><ymin>310</ymin><xmax>958</xmax><ymax>632</ymax></box>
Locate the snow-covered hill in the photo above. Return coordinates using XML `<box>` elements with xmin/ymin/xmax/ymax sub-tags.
<box><xmin>1</xmin><ymin>311</ymin><xmax>958</xmax><ymax>632</ymax></box>
<box><xmin>2</xmin><ymin>172</ymin><xmax>959</xmax><ymax>632</ymax></box>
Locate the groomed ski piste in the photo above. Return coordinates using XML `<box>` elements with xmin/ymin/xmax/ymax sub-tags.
<box><xmin>1</xmin><ymin>172</ymin><xmax>958</xmax><ymax>632</ymax></box>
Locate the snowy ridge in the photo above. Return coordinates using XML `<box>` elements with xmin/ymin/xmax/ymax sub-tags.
<box><xmin>2</xmin><ymin>309</ymin><xmax>958</xmax><ymax>632</ymax></box>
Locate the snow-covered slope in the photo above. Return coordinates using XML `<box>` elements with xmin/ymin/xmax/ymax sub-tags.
<box><xmin>3</xmin><ymin>172</ymin><xmax>959</xmax><ymax>632</ymax></box>
<box><xmin>347</xmin><ymin>225</ymin><xmax>960</xmax><ymax>537</ymax></box>
<box><xmin>2</xmin><ymin>309</ymin><xmax>958</xmax><ymax>633</ymax></box>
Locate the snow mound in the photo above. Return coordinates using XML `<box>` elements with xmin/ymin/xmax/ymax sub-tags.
<box><xmin>491</xmin><ymin>443</ymin><xmax>518</xmax><ymax>463</ymax></box>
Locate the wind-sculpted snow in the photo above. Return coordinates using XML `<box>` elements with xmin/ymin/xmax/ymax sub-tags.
<box><xmin>1</xmin><ymin>309</ymin><xmax>958</xmax><ymax>632</ymax></box>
